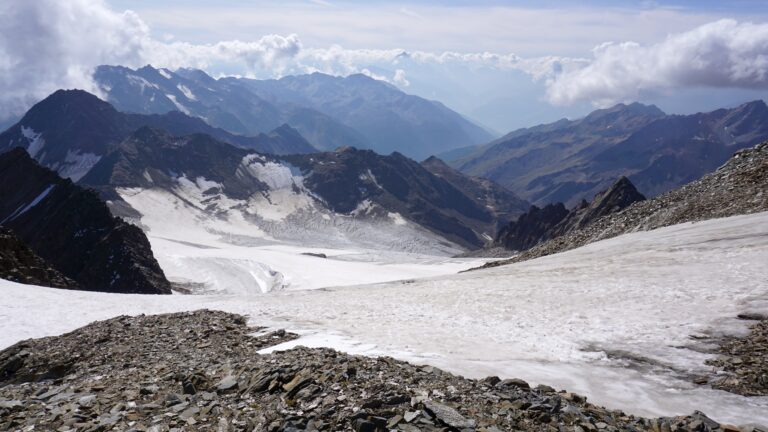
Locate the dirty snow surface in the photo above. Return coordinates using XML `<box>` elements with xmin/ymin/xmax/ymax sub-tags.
<box><xmin>2</xmin><ymin>212</ymin><xmax>768</xmax><ymax>426</ymax></box>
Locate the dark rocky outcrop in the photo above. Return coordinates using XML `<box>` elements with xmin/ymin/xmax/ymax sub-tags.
<box><xmin>495</xmin><ymin>177</ymin><xmax>645</xmax><ymax>252</ymax></box>
<box><xmin>454</xmin><ymin>101</ymin><xmax>768</xmax><ymax>206</ymax></box>
<box><xmin>0</xmin><ymin>148</ymin><xmax>171</xmax><ymax>294</ymax></box>
<box><xmin>0</xmin><ymin>228</ymin><xmax>76</xmax><ymax>289</ymax></box>
<box><xmin>495</xmin><ymin>203</ymin><xmax>570</xmax><ymax>251</ymax></box>
<box><xmin>0</xmin><ymin>310</ymin><xmax>757</xmax><ymax>431</ymax></box>
<box><xmin>482</xmin><ymin>140</ymin><xmax>768</xmax><ymax>268</ymax></box>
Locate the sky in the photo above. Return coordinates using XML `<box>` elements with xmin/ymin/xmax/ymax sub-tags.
<box><xmin>2</xmin><ymin>0</ymin><xmax>768</xmax><ymax>133</ymax></box>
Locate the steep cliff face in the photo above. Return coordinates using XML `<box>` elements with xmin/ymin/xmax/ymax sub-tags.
<box><xmin>0</xmin><ymin>148</ymin><xmax>171</xmax><ymax>294</ymax></box>
<box><xmin>495</xmin><ymin>177</ymin><xmax>645</xmax><ymax>252</ymax></box>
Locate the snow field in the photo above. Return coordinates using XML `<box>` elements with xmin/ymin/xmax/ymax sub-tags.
<box><xmin>1</xmin><ymin>210</ymin><xmax>767</xmax><ymax>424</ymax></box>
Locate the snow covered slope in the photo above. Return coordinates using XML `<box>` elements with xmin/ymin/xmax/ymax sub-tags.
<box><xmin>2</xmin><ymin>212</ymin><xmax>767</xmax><ymax>424</ymax></box>
<box><xmin>111</xmin><ymin>145</ymin><xmax>480</xmax><ymax>293</ymax></box>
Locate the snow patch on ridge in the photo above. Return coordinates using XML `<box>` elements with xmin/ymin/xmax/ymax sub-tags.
<box><xmin>177</xmin><ymin>84</ymin><xmax>197</xmax><ymax>101</ymax></box>
<box><xmin>127</xmin><ymin>74</ymin><xmax>159</xmax><ymax>92</ymax></box>
<box><xmin>239</xmin><ymin>155</ymin><xmax>297</xmax><ymax>189</ymax></box>
<box><xmin>59</xmin><ymin>150</ymin><xmax>101</xmax><ymax>181</ymax></box>
<box><xmin>20</xmin><ymin>126</ymin><xmax>44</xmax><ymax>159</ymax></box>
<box><xmin>166</xmin><ymin>94</ymin><xmax>190</xmax><ymax>114</ymax></box>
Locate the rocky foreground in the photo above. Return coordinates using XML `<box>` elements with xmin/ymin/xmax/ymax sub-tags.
<box><xmin>1</xmin><ymin>311</ymin><xmax>765</xmax><ymax>432</ymax></box>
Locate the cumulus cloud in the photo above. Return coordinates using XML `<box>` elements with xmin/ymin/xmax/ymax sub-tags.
<box><xmin>0</xmin><ymin>0</ymin><xmax>147</xmax><ymax>120</ymax></box>
<box><xmin>393</xmin><ymin>69</ymin><xmax>410</xmax><ymax>87</ymax></box>
<box><xmin>546</xmin><ymin>19</ymin><xmax>768</xmax><ymax>107</ymax></box>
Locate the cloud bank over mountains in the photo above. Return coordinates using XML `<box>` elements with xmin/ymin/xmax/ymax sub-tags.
<box><xmin>546</xmin><ymin>19</ymin><xmax>768</xmax><ymax>107</ymax></box>
<box><xmin>1</xmin><ymin>0</ymin><xmax>768</xmax><ymax>123</ymax></box>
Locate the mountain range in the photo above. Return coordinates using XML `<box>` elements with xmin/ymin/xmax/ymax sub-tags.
<box><xmin>81</xmin><ymin>127</ymin><xmax>525</xmax><ymax>250</ymax></box>
<box><xmin>94</xmin><ymin>65</ymin><xmax>494</xmax><ymax>159</ymax></box>
<box><xmin>450</xmin><ymin>101</ymin><xmax>768</xmax><ymax>206</ymax></box>
<box><xmin>0</xmin><ymin>89</ymin><xmax>526</xmax><ymax>254</ymax></box>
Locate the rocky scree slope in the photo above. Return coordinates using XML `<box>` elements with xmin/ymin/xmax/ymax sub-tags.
<box><xmin>0</xmin><ymin>148</ymin><xmax>171</xmax><ymax>294</ymax></box>
<box><xmin>0</xmin><ymin>227</ymin><xmax>76</xmax><ymax>289</ymax></box>
<box><xmin>454</xmin><ymin>101</ymin><xmax>768</xmax><ymax>206</ymax></box>
<box><xmin>495</xmin><ymin>177</ymin><xmax>645</xmax><ymax>252</ymax></box>
<box><xmin>481</xmin><ymin>140</ymin><xmax>768</xmax><ymax>269</ymax></box>
<box><xmin>0</xmin><ymin>310</ymin><xmax>756</xmax><ymax>432</ymax></box>
<box><xmin>0</xmin><ymin>89</ymin><xmax>315</xmax><ymax>182</ymax></box>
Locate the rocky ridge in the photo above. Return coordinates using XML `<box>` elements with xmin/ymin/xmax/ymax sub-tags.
<box><xmin>480</xmin><ymin>141</ymin><xmax>768</xmax><ymax>269</ymax></box>
<box><xmin>453</xmin><ymin>101</ymin><xmax>768</xmax><ymax>206</ymax></box>
<box><xmin>494</xmin><ymin>177</ymin><xmax>645</xmax><ymax>252</ymax></box>
<box><xmin>1</xmin><ymin>310</ymin><xmax>764</xmax><ymax>432</ymax></box>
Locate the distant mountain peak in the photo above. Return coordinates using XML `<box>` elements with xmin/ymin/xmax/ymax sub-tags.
<box><xmin>735</xmin><ymin>99</ymin><xmax>768</xmax><ymax>113</ymax></box>
<box><xmin>584</xmin><ymin>102</ymin><xmax>665</xmax><ymax>123</ymax></box>
<box><xmin>175</xmin><ymin>67</ymin><xmax>216</xmax><ymax>84</ymax></box>
<box><xmin>421</xmin><ymin>155</ymin><xmax>445</xmax><ymax>165</ymax></box>
<box><xmin>28</xmin><ymin>88</ymin><xmax>111</xmax><ymax>112</ymax></box>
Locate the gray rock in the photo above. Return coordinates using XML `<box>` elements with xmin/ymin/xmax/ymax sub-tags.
<box><xmin>216</xmin><ymin>375</ymin><xmax>238</xmax><ymax>393</ymax></box>
<box><xmin>423</xmin><ymin>400</ymin><xmax>476</xmax><ymax>429</ymax></box>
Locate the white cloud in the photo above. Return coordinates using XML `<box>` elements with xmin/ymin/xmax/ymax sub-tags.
<box><xmin>393</xmin><ymin>69</ymin><xmax>410</xmax><ymax>87</ymax></box>
<box><xmin>546</xmin><ymin>19</ymin><xmax>768</xmax><ymax>107</ymax></box>
<box><xmin>0</xmin><ymin>0</ymin><xmax>147</xmax><ymax>120</ymax></box>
